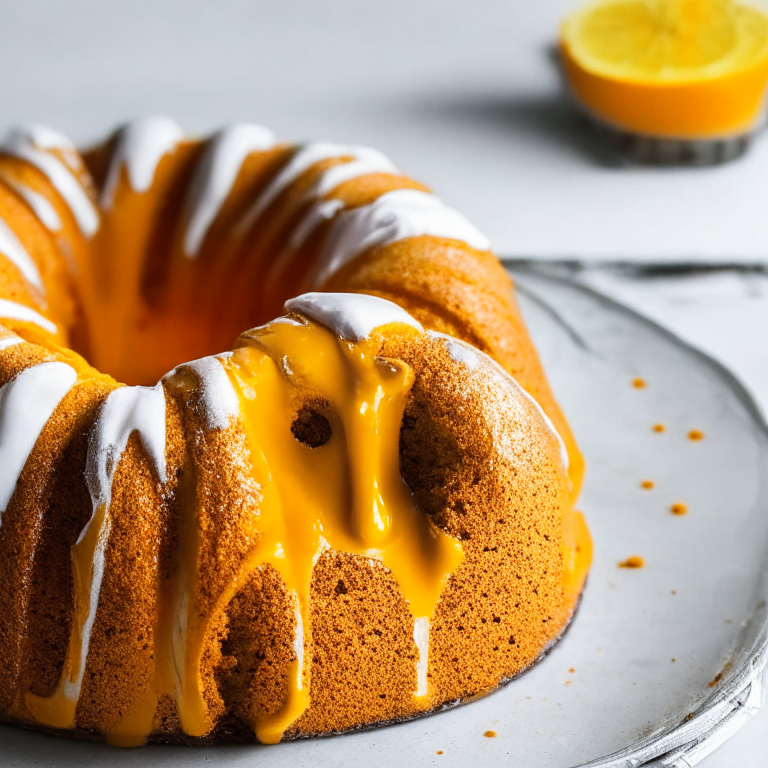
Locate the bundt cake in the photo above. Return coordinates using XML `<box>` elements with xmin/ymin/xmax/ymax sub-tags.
<box><xmin>0</xmin><ymin>118</ymin><xmax>592</xmax><ymax>747</ymax></box>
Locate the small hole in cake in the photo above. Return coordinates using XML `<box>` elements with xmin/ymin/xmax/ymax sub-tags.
<box><xmin>291</xmin><ymin>405</ymin><xmax>332</xmax><ymax>448</ymax></box>
<box><xmin>399</xmin><ymin>405</ymin><xmax>462</xmax><ymax>516</ymax></box>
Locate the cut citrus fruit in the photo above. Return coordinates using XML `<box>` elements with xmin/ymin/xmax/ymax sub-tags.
<box><xmin>561</xmin><ymin>0</ymin><xmax>768</xmax><ymax>138</ymax></box>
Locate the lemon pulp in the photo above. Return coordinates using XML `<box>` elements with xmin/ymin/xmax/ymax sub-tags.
<box><xmin>561</xmin><ymin>0</ymin><xmax>768</xmax><ymax>137</ymax></box>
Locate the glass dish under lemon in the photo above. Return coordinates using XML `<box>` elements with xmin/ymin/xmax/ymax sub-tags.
<box><xmin>561</xmin><ymin>0</ymin><xmax>768</xmax><ymax>163</ymax></box>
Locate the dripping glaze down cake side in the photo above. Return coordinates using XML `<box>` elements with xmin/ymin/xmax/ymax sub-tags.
<box><xmin>0</xmin><ymin>119</ymin><xmax>592</xmax><ymax>746</ymax></box>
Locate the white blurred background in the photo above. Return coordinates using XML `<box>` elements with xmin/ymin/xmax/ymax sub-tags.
<box><xmin>1</xmin><ymin>0</ymin><xmax>767</xmax><ymax>261</ymax></box>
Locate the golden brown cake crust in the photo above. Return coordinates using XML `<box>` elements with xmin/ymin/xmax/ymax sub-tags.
<box><xmin>0</xmin><ymin>121</ymin><xmax>590</xmax><ymax>746</ymax></box>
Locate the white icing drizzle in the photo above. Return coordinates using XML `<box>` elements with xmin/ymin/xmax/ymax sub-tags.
<box><xmin>289</xmin><ymin>198</ymin><xmax>344</xmax><ymax>251</ymax></box>
<box><xmin>413</xmin><ymin>616</ymin><xmax>430</xmax><ymax>697</ymax></box>
<box><xmin>100</xmin><ymin>117</ymin><xmax>185</xmax><ymax>209</ymax></box>
<box><xmin>0</xmin><ymin>299</ymin><xmax>57</xmax><ymax>335</ymax></box>
<box><xmin>312</xmin><ymin>189</ymin><xmax>490</xmax><ymax>287</ymax></box>
<box><xmin>284</xmin><ymin>292</ymin><xmax>423</xmax><ymax>342</ymax></box>
<box><xmin>62</xmin><ymin>384</ymin><xmax>168</xmax><ymax>704</ymax></box>
<box><xmin>24</xmin><ymin>125</ymin><xmax>75</xmax><ymax>152</ymax></box>
<box><xmin>167</xmin><ymin>355</ymin><xmax>239</xmax><ymax>430</ymax></box>
<box><xmin>0</xmin><ymin>335</ymin><xmax>21</xmax><ymax>350</ymax></box>
<box><xmin>183</xmin><ymin>123</ymin><xmax>276</xmax><ymax>258</ymax></box>
<box><xmin>0</xmin><ymin>217</ymin><xmax>44</xmax><ymax>291</ymax></box>
<box><xmin>310</xmin><ymin>149</ymin><xmax>397</xmax><ymax>197</ymax></box>
<box><xmin>0</xmin><ymin>173</ymin><xmax>63</xmax><ymax>232</ymax></box>
<box><xmin>432</xmin><ymin>331</ymin><xmax>569</xmax><ymax>470</ymax></box>
<box><xmin>441</xmin><ymin>335</ymin><xmax>481</xmax><ymax>371</ymax></box>
<box><xmin>516</xmin><ymin>384</ymin><xmax>570</xmax><ymax>471</ymax></box>
<box><xmin>292</xmin><ymin>596</ymin><xmax>305</xmax><ymax>692</ymax></box>
<box><xmin>85</xmin><ymin>383</ymin><xmax>168</xmax><ymax>511</ymax></box>
<box><xmin>1</xmin><ymin>126</ymin><xmax>99</xmax><ymax>237</ymax></box>
<box><xmin>236</xmin><ymin>143</ymin><xmax>393</xmax><ymax>236</ymax></box>
<box><xmin>0</xmin><ymin>362</ymin><xmax>78</xmax><ymax>523</ymax></box>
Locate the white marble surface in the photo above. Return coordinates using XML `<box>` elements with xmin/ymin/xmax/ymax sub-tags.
<box><xmin>2</xmin><ymin>0</ymin><xmax>768</xmax><ymax>763</ymax></box>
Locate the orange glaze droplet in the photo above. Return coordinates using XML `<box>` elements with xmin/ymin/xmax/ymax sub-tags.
<box><xmin>632</xmin><ymin>378</ymin><xmax>646</xmax><ymax>389</ymax></box>
<box><xmin>618</xmin><ymin>556</ymin><xmax>644</xmax><ymax>569</ymax></box>
<box><xmin>653</xmin><ymin>424</ymin><xmax>666</xmax><ymax>433</ymax></box>
<box><xmin>562</xmin><ymin>509</ymin><xmax>592</xmax><ymax>596</ymax></box>
<box><xmin>640</xmin><ymin>480</ymin><xmax>654</xmax><ymax>490</ymax></box>
<box><xmin>25</xmin><ymin>501</ymin><xmax>112</xmax><ymax>730</ymax></box>
<box><xmin>484</xmin><ymin>730</ymin><xmax>497</xmax><ymax>738</ymax></box>
<box><xmin>217</xmin><ymin>318</ymin><xmax>464</xmax><ymax>742</ymax></box>
<box><xmin>671</xmin><ymin>503</ymin><xmax>688</xmax><ymax>516</ymax></box>
<box><xmin>688</xmin><ymin>429</ymin><xmax>704</xmax><ymax>441</ymax></box>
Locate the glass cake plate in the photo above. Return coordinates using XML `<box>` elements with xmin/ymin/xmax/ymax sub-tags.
<box><xmin>2</xmin><ymin>268</ymin><xmax>768</xmax><ymax>768</ymax></box>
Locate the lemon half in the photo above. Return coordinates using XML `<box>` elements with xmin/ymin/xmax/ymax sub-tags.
<box><xmin>561</xmin><ymin>0</ymin><xmax>768</xmax><ymax>137</ymax></box>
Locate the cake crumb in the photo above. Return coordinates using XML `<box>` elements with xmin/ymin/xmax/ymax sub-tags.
<box><xmin>709</xmin><ymin>662</ymin><xmax>732</xmax><ymax>688</ymax></box>
<box><xmin>653</xmin><ymin>423</ymin><xmax>665</xmax><ymax>433</ymax></box>
<box><xmin>618</xmin><ymin>556</ymin><xmax>644</xmax><ymax>569</ymax></box>
<box><xmin>484</xmin><ymin>730</ymin><xmax>497</xmax><ymax>738</ymax></box>
<box><xmin>688</xmin><ymin>429</ymin><xmax>704</xmax><ymax>441</ymax></box>
<box><xmin>632</xmin><ymin>378</ymin><xmax>646</xmax><ymax>389</ymax></box>
<box><xmin>640</xmin><ymin>480</ymin><xmax>654</xmax><ymax>490</ymax></box>
<box><xmin>671</xmin><ymin>503</ymin><xmax>688</xmax><ymax>516</ymax></box>
<box><xmin>671</xmin><ymin>658</ymin><xmax>676</xmax><ymax>663</ymax></box>
<box><xmin>671</xmin><ymin>590</ymin><xmax>677</xmax><ymax>595</ymax></box>
<box><xmin>565</xmin><ymin>680</ymin><xmax>571</xmax><ymax>686</ymax></box>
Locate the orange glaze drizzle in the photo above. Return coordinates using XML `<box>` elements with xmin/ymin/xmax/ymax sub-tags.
<box><xmin>21</xmin><ymin>316</ymin><xmax>589</xmax><ymax>746</ymax></box>
<box><xmin>171</xmin><ymin>318</ymin><xmax>464</xmax><ymax>744</ymax></box>
<box><xmin>562</xmin><ymin>509</ymin><xmax>593</xmax><ymax>597</ymax></box>
<box><xmin>25</xmin><ymin>502</ymin><xmax>111</xmax><ymax>730</ymax></box>
<box><xmin>20</xmin><ymin>356</ymin><xmax>115</xmax><ymax>732</ymax></box>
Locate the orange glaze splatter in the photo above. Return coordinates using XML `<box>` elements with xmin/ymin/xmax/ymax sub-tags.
<box><xmin>688</xmin><ymin>430</ymin><xmax>704</xmax><ymax>441</ymax></box>
<box><xmin>484</xmin><ymin>730</ymin><xmax>497</xmax><ymax>738</ymax></box>
<box><xmin>671</xmin><ymin>503</ymin><xmax>688</xmax><ymax>516</ymax></box>
<box><xmin>640</xmin><ymin>480</ymin><xmax>654</xmax><ymax>490</ymax></box>
<box><xmin>653</xmin><ymin>424</ymin><xmax>665</xmax><ymax>433</ymax></box>
<box><xmin>618</xmin><ymin>556</ymin><xmax>644</xmax><ymax>569</ymax></box>
<box><xmin>632</xmin><ymin>378</ymin><xmax>646</xmax><ymax>389</ymax></box>
<box><xmin>220</xmin><ymin>318</ymin><xmax>464</xmax><ymax>742</ymax></box>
